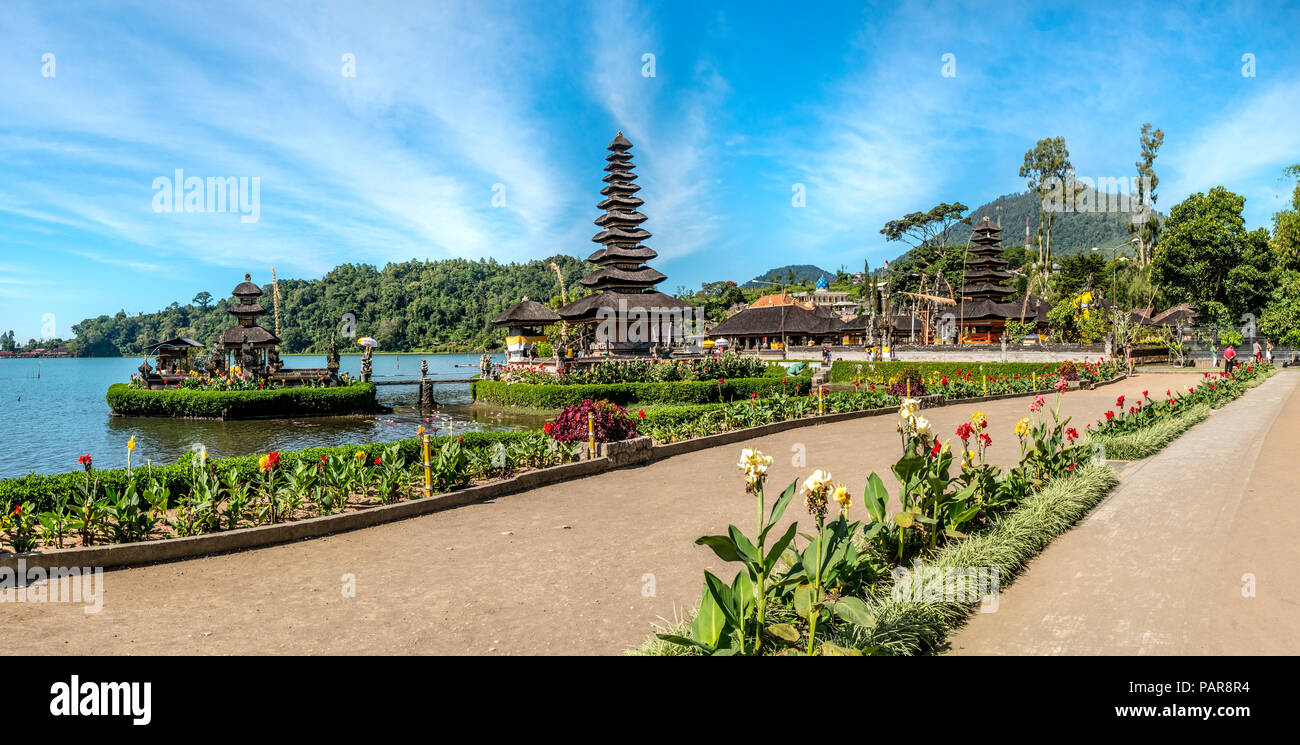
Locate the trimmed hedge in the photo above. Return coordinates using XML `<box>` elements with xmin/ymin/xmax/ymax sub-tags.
<box><xmin>828</xmin><ymin>361</ymin><xmax>1094</xmax><ymax>384</ymax></box>
<box><xmin>472</xmin><ymin>376</ymin><xmax>812</xmax><ymax>409</ymax></box>
<box><xmin>0</xmin><ymin>430</ymin><xmax>534</xmax><ymax>514</ymax></box>
<box><xmin>107</xmin><ymin>382</ymin><xmax>379</xmax><ymax>419</ymax></box>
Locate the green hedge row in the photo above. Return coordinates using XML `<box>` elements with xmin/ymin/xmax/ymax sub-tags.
<box><xmin>107</xmin><ymin>382</ymin><xmax>379</xmax><ymax>419</ymax></box>
<box><xmin>828</xmin><ymin>360</ymin><xmax>1096</xmax><ymax>384</ymax></box>
<box><xmin>0</xmin><ymin>430</ymin><xmax>532</xmax><ymax>514</ymax></box>
<box><xmin>472</xmin><ymin>376</ymin><xmax>812</xmax><ymax>409</ymax></box>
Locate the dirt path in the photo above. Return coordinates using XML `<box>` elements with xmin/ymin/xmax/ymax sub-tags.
<box><xmin>1</xmin><ymin>373</ymin><xmax>1209</xmax><ymax>655</ymax></box>
<box><xmin>950</xmin><ymin>371</ymin><xmax>1299</xmax><ymax>655</ymax></box>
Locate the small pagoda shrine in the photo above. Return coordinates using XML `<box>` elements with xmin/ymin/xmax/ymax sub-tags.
<box><xmin>557</xmin><ymin>132</ymin><xmax>693</xmax><ymax>356</ymax></box>
<box><xmin>957</xmin><ymin>217</ymin><xmax>1050</xmax><ymax>342</ymax></box>
<box><xmin>491</xmin><ymin>297</ymin><xmax>560</xmax><ymax>363</ymax></box>
<box><xmin>219</xmin><ymin>273</ymin><xmax>282</xmax><ymax>373</ymax></box>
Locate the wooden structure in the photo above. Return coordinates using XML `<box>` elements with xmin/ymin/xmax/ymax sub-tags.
<box><xmin>957</xmin><ymin>217</ymin><xmax>1050</xmax><ymax>342</ymax></box>
<box><xmin>492</xmin><ymin>298</ymin><xmax>560</xmax><ymax>363</ymax></box>
<box><xmin>147</xmin><ymin>337</ymin><xmax>204</xmax><ymax>374</ymax></box>
<box><xmin>218</xmin><ymin>273</ymin><xmax>282</xmax><ymax>372</ymax></box>
<box><xmin>557</xmin><ymin>132</ymin><xmax>692</xmax><ymax>356</ymax></box>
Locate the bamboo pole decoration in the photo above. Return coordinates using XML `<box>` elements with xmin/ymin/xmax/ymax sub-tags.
<box><xmin>270</xmin><ymin>266</ymin><xmax>282</xmax><ymax>337</ymax></box>
<box><xmin>818</xmin><ymin>386</ymin><xmax>824</xmax><ymax>415</ymax></box>
<box><xmin>422</xmin><ymin>432</ymin><xmax>432</xmax><ymax>497</ymax></box>
<box><xmin>587</xmin><ymin>412</ymin><xmax>595</xmax><ymax>459</ymax></box>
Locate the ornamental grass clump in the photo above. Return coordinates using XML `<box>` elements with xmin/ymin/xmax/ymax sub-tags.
<box><xmin>547</xmin><ymin>399</ymin><xmax>638</xmax><ymax>443</ymax></box>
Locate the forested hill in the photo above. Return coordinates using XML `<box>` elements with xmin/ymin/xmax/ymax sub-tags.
<box><xmin>68</xmin><ymin>256</ymin><xmax>589</xmax><ymax>357</ymax></box>
<box><xmin>938</xmin><ymin>189</ymin><xmax>1151</xmax><ymax>255</ymax></box>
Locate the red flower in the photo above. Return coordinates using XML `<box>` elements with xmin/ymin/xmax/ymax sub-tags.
<box><xmin>940</xmin><ymin>376</ymin><xmax>948</xmax><ymax>385</ymax></box>
<box><xmin>12</xmin><ymin>504</ymin><xmax>21</xmax><ymax>516</ymax></box>
<box><xmin>374</xmin><ymin>457</ymin><xmax>382</xmax><ymax>466</ymax></box>
<box><xmin>543</xmin><ymin>421</ymin><xmax>554</xmax><ymax>435</ymax></box>
<box><xmin>717</xmin><ymin>377</ymin><xmax>724</xmax><ymax>384</ymax></box>
<box><xmin>321</xmin><ymin>455</ymin><xmax>329</xmax><ymax>462</ymax></box>
<box><xmin>979</xmin><ymin>433</ymin><xmax>992</xmax><ymax>447</ymax></box>
<box><xmin>929</xmin><ymin>441</ymin><xmax>942</xmax><ymax>458</ymax></box>
<box><xmin>1142</xmin><ymin>390</ymin><xmax>1149</xmax><ymax>398</ymax></box>
<box><xmin>457</xmin><ymin>436</ymin><xmax>464</xmax><ymax>443</ymax></box>
<box><xmin>1116</xmin><ymin>395</ymin><xmax>1125</xmax><ymax>407</ymax></box>
<box><xmin>750</xmin><ymin>393</ymin><xmax>758</xmax><ymax>399</ymax></box>
<box><xmin>78</xmin><ymin>454</ymin><xmax>93</xmax><ymax>470</ymax></box>
<box><xmin>956</xmin><ymin>422</ymin><xmax>973</xmax><ymax>441</ymax></box>
<box><xmin>1104</xmin><ymin>411</ymin><xmax>1115</xmax><ymax>420</ymax></box>
<box><xmin>1066</xmin><ymin>427</ymin><xmax>1079</xmax><ymax>442</ymax></box>
<box><xmin>268</xmin><ymin>451</ymin><xmax>281</xmax><ymax>469</ymax></box>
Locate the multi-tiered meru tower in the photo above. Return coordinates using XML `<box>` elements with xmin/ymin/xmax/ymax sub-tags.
<box><xmin>957</xmin><ymin>216</ymin><xmax>1051</xmax><ymax>341</ymax></box>
<box><xmin>557</xmin><ymin>132</ymin><xmax>692</xmax><ymax>355</ymax></box>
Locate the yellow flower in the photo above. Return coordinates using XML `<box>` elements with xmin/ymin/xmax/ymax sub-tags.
<box><xmin>970</xmin><ymin>411</ymin><xmax>986</xmax><ymax>427</ymax></box>
<box><xmin>127</xmin><ymin>436</ymin><xmax>136</xmax><ymax>452</ymax></box>
<box><xmin>831</xmin><ymin>483</ymin><xmax>851</xmax><ymax>512</ymax></box>
<box><xmin>417</xmin><ymin>425</ymin><xmax>426</xmax><ymax>437</ymax></box>
<box><xmin>802</xmin><ymin>469</ymin><xmax>833</xmax><ymax>495</ymax></box>
<box><xmin>355</xmin><ymin>450</ymin><xmax>366</xmax><ymax>461</ymax></box>
<box><xmin>1014</xmin><ymin>418</ymin><xmax>1031</xmax><ymax>437</ymax></box>
<box><xmin>258</xmin><ymin>454</ymin><xmax>270</xmax><ymax>471</ymax></box>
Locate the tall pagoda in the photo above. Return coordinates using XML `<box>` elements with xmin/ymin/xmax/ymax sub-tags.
<box><xmin>218</xmin><ymin>273</ymin><xmax>281</xmax><ymax>370</ymax></box>
<box><xmin>557</xmin><ymin>132</ymin><xmax>692</xmax><ymax>355</ymax></box>
<box><xmin>957</xmin><ymin>217</ymin><xmax>1050</xmax><ymax>341</ymax></box>
<box><xmin>961</xmin><ymin>217</ymin><xmax>1016</xmax><ymax>302</ymax></box>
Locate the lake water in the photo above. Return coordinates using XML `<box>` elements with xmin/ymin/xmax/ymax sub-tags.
<box><xmin>0</xmin><ymin>353</ymin><xmax>540</xmax><ymax>480</ymax></box>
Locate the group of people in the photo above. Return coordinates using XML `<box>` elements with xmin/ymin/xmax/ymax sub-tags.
<box><xmin>1220</xmin><ymin>340</ymin><xmax>1273</xmax><ymax>374</ymax></box>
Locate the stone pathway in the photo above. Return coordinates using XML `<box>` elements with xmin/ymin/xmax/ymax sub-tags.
<box><xmin>0</xmin><ymin>372</ymin><xmax>1221</xmax><ymax>655</ymax></box>
<box><xmin>950</xmin><ymin>371</ymin><xmax>1299</xmax><ymax>655</ymax></box>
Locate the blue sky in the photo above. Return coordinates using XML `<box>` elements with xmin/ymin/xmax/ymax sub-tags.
<box><xmin>2</xmin><ymin>0</ymin><xmax>1298</xmax><ymax>341</ymax></box>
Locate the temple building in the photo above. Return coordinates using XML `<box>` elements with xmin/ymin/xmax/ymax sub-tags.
<box><xmin>556</xmin><ymin>132</ymin><xmax>693</xmax><ymax>355</ymax></box>
<box><xmin>956</xmin><ymin>217</ymin><xmax>1050</xmax><ymax>342</ymax></box>
<box><xmin>491</xmin><ymin>298</ymin><xmax>560</xmax><ymax>363</ymax></box>
<box><xmin>218</xmin><ymin>273</ymin><xmax>282</xmax><ymax>370</ymax></box>
<box><xmin>793</xmin><ymin>276</ymin><xmax>861</xmax><ymax>318</ymax></box>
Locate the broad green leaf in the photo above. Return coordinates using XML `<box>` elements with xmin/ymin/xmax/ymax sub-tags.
<box><xmin>703</xmin><ymin>571</ymin><xmax>741</xmax><ymax>629</ymax></box>
<box><xmin>893</xmin><ymin>512</ymin><xmax>915</xmax><ymax>529</ymax></box>
<box><xmin>694</xmin><ymin>534</ymin><xmax>746</xmax><ymax>563</ymax></box>
<box><xmin>727</xmin><ymin>525</ymin><xmax>761</xmax><ymax>566</ymax></box>
<box><xmin>692</xmin><ymin>580</ymin><xmax>727</xmax><ymax>646</ymax></box>
<box><xmin>863</xmin><ymin>472</ymin><xmax>889</xmax><ymax>524</ymax></box>
<box><xmin>832</xmin><ymin>596</ymin><xmax>877</xmax><ymax>628</ymax></box>
<box><xmin>767</xmin><ymin>481</ymin><xmax>797</xmax><ymax>527</ymax></box>
<box><xmin>764</xmin><ymin>521</ymin><xmax>799</xmax><ymax>571</ymax></box>
<box><xmin>793</xmin><ymin>583</ymin><xmax>817</xmax><ymax>619</ymax></box>
<box><xmin>765</xmin><ymin>623</ymin><xmax>801</xmax><ymax>642</ymax></box>
<box><xmin>819</xmin><ymin>642</ymin><xmax>863</xmax><ymax>656</ymax></box>
<box><xmin>655</xmin><ymin>634</ymin><xmax>713</xmax><ymax>654</ymax></box>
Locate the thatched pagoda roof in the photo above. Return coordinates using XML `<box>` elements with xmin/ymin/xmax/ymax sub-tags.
<box><xmin>706</xmin><ymin>304</ymin><xmax>844</xmax><ymax>337</ymax></box>
<box><xmin>220</xmin><ymin>325</ymin><xmax>280</xmax><ymax>347</ymax></box>
<box><xmin>557</xmin><ymin>290</ymin><xmax>692</xmax><ymax>322</ymax></box>
<box><xmin>492</xmin><ymin>298</ymin><xmax>561</xmax><ymax>326</ymax></box>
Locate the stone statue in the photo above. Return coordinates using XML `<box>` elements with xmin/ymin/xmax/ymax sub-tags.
<box><xmin>360</xmin><ymin>346</ymin><xmax>373</xmax><ymax>383</ymax></box>
<box><xmin>479</xmin><ymin>353</ymin><xmax>493</xmax><ymax>381</ymax></box>
<box><xmin>267</xmin><ymin>347</ymin><xmax>283</xmax><ymax>373</ymax></box>
<box><xmin>326</xmin><ymin>334</ymin><xmax>341</xmax><ymax>380</ymax></box>
<box><xmin>420</xmin><ymin>359</ymin><xmax>428</xmax><ymax>380</ymax></box>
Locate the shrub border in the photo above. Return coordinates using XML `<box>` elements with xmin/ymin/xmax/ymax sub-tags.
<box><xmin>107</xmin><ymin>382</ymin><xmax>380</xmax><ymax>420</ymax></box>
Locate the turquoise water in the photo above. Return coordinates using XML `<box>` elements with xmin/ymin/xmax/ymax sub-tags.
<box><xmin>0</xmin><ymin>353</ymin><xmax>537</xmax><ymax>480</ymax></box>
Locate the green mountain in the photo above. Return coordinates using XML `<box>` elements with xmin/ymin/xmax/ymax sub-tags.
<box><xmin>740</xmin><ymin>264</ymin><xmax>834</xmax><ymax>289</ymax></box>
<box><xmin>68</xmin><ymin>256</ymin><xmax>589</xmax><ymax>357</ymax></box>
<box><xmin>940</xmin><ymin>189</ymin><xmax>1152</xmax><ymax>255</ymax></box>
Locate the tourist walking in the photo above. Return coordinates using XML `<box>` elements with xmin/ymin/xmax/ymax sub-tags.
<box><xmin>1253</xmin><ymin>340</ymin><xmax>1262</xmax><ymax>361</ymax></box>
<box><xmin>1266</xmin><ymin>340</ymin><xmax>1274</xmax><ymax>365</ymax></box>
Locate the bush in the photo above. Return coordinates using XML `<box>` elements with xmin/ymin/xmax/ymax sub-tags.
<box><xmin>886</xmin><ymin>364</ymin><xmax>926</xmax><ymax>398</ymax></box>
<box><xmin>472</xmin><ymin>376</ymin><xmax>811</xmax><ymax>409</ymax></box>
<box><xmin>1057</xmin><ymin>360</ymin><xmax>1079</xmax><ymax>381</ymax></box>
<box><xmin>548</xmin><ymin>400</ymin><xmax>638</xmax><ymax>443</ymax></box>
<box><xmin>107</xmin><ymin>382</ymin><xmax>379</xmax><ymax>419</ymax></box>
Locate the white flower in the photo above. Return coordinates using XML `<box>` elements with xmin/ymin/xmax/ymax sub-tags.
<box><xmin>802</xmin><ymin>469</ymin><xmax>833</xmax><ymax>494</ymax></box>
<box><xmin>913</xmin><ymin>416</ymin><xmax>931</xmax><ymax>437</ymax></box>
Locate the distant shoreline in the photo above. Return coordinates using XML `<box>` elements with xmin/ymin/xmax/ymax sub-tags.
<box><xmin>0</xmin><ymin>350</ymin><xmax>503</xmax><ymax>360</ymax></box>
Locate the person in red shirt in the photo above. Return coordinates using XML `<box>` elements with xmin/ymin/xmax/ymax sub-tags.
<box><xmin>1223</xmin><ymin>345</ymin><xmax>1237</xmax><ymax>374</ymax></box>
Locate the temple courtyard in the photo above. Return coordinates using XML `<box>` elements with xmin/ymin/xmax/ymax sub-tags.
<box><xmin>6</xmin><ymin>369</ymin><xmax>1296</xmax><ymax>655</ymax></box>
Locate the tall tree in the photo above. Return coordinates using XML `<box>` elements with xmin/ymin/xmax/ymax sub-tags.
<box><xmin>1019</xmin><ymin>136</ymin><xmax>1076</xmax><ymax>268</ymax></box>
<box><xmin>1128</xmin><ymin>123</ymin><xmax>1165</xmax><ymax>265</ymax></box>
<box><xmin>192</xmin><ymin>291</ymin><xmax>213</xmax><ymax>310</ymax></box>
<box><xmin>1151</xmin><ymin>186</ymin><xmax>1262</xmax><ymax>325</ymax></box>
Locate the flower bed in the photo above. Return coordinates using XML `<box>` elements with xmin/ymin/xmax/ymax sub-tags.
<box><xmin>107</xmin><ymin>382</ymin><xmax>380</xmax><ymax>419</ymax></box>
<box><xmin>637</xmin><ymin>389</ymin><xmax>898</xmax><ymax>443</ymax></box>
<box><xmin>472</xmin><ymin>375</ymin><xmax>811</xmax><ymax>409</ymax></box>
<box><xmin>0</xmin><ymin>429</ymin><xmax>579</xmax><ymax>554</ymax></box>
<box><xmin>829</xmin><ymin>358</ymin><xmax>1125</xmax><ymax>390</ymax></box>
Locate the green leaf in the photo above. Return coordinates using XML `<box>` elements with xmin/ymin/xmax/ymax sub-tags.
<box><xmin>727</xmin><ymin>525</ymin><xmax>761</xmax><ymax>566</ymax></box>
<box><xmin>892</xmin><ymin>453</ymin><xmax>926</xmax><ymax>487</ymax></box>
<box><xmin>832</xmin><ymin>596</ymin><xmax>877</xmax><ymax>628</ymax></box>
<box><xmin>765</xmin><ymin>623</ymin><xmax>801</xmax><ymax>642</ymax></box>
<box><xmin>767</xmin><ymin>481</ymin><xmax>797</xmax><ymax>527</ymax></box>
<box><xmin>703</xmin><ymin>571</ymin><xmax>741</xmax><ymax>629</ymax></box>
<box><xmin>764</xmin><ymin>521</ymin><xmax>799</xmax><ymax>571</ymax></box>
<box><xmin>655</xmin><ymin>634</ymin><xmax>713</xmax><ymax>653</ymax></box>
<box><xmin>863</xmin><ymin>472</ymin><xmax>889</xmax><ymax>524</ymax></box>
<box><xmin>793</xmin><ymin>583</ymin><xmax>817</xmax><ymax>619</ymax></box>
<box><xmin>692</xmin><ymin>582</ymin><xmax>727</xmax><ymax>647</ymax></box>
<box><xmin>893</xmin><ymin>511</ymin><xmax>915</xmax><ymax>529</ymax></box>
<box><xmin>819</xmin><ymin>641</ymin><xmax>863</xmax><ymax>656</ymax></box>
<box><xmin>694</xmin><ymin>534</ymin><xmax>745</xmax><ymax>563</ymax></box>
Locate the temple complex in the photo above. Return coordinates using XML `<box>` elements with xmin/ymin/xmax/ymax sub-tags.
<box><xmin>556</xmin><ymin>132</ymin><xmax>693</xmax><ymax>356</ymax></box>
<box><xmin>220</xmin><ymin>273</ymin><xmax>282</xmax><ymax>371</ymax></box>
<box><xmin>957</xmin><ymin>217</ymin><xmax>1050</xmax><ymax>342</ymax></box>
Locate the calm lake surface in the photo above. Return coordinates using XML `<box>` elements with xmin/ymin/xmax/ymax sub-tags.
<box><xmin>0</xmin><ymin>353</ymin><xmax>539</xmax><ymax>480</ymax></box>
